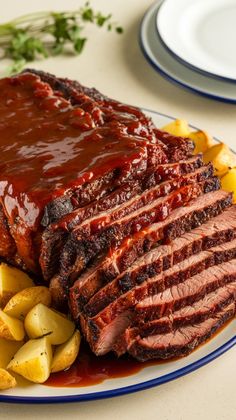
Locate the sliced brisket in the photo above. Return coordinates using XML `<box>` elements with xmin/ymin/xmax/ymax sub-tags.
<box><xmin>69</xmin><ymin>190</ymin><xmax>232</xmax><ymax>318</ymax></box>
<box><xmin>40</xmin><ymin>154</ymin><xmax>203</xmax><ymax>228</ymax></box>
<box><xmin>100</xmin><ymin>190</ymin><xmax>232</xmax><ymax>279</ymax></box>
<box><xmin>79</xmin><ymin>258</ymin><xmax>236</xmax><ymax>355</ymax></box>
<box><xmin>101</xmin><ymin>205</ymin><xmax>236</xmax><ymax>296</ymax></box>
<box><xmin>61</xmin><ymin>177</ymin><xmax>220</xmax><ymax>281</ymax></box>
<box><xmin>41</xmin><ymin>164</ymin><xmax>212</xmax><ymax>281</ymax></box>
<box><xmin>84</xmin><ymin>238</ymin><xmax>236</xmax><ymax>318</ymax></box>
<box><xmin>135</xmin><ymin>259</ymin><xmax>236</xmax><ymax>321</ymax></box>
<box><xmin>114</xmin><ymin>282</ymin><xmax>236</xmax><ymax>356</ymax></box>
<box><xmin>40</xmin><ymin>155</ymin><xmax>205</xmax><ymax>281</ymax></box>
<box><xmin>126</xmin><ymin>303</ymin><xmax>235</xmax><ymax>361</ymax></box>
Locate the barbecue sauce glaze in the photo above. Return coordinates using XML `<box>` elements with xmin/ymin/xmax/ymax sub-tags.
<box><xmin>0</xmin><ymin>72</ymin><xmax>147</xmax><ymax>229</ymax></box>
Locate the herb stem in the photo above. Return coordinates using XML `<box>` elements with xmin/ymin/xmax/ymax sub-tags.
<box><xmin>0</xmin><ymin>2</ymin><xmax>123</xmax><ymax>75</ymax></box>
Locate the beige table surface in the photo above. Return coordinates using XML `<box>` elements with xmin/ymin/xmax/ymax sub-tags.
<box><xmin>1</xmin><ymin>0</ymin><xmax>236</xmax><ymax>418</ymax></box>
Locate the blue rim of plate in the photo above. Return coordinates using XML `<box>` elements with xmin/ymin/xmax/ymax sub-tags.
<box><xmin>139</xmin><ymin>1</ymin><xmax>236</xmax><ymax>103</ymax></box>
<box><xmin>0</xmin><ymin>108</ymin><xmax>235</xmax><ymax>404</ymax></box>
<box><xmin>155</xmin><ymin>0</ymin><xmax>236</xmax><ymax>84</ymax></box>
<box><xmin>0</xmin><ymin>336</ymin><xmax>236</xmax><ymax>404</ymax></box>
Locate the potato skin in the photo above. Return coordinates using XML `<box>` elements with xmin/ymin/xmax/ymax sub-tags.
<box><xmin>0</xmin><ymin>265</ymin><xmax>80</xmax><ymax>387</ymax></box>
<box><xmin>0</xmin><ymin>310</ymin><xmax>25</xmax><ymax>341</ymax></box>
<box><xmin>51</xmin><ymin>330</ymin><xmax>81</xmax><ymax>373</ymax></box>
<box><xmin>0</xmin><ymin>338</ymin><xmax>23</xmax><ymax>368</ymax></box>
<box><xmin>0</xmin><ymin>368</ymin><xmax>17</xmax><ymax>390</ymax></box>
<box><xmin>221</xmin><ymin>168</ymin><xmax>236</xmax><ymax>203</ymax></box>
<box><xmin>24</xmin><ymin>303</ymin><xmax>75</xmax><ymax>345</ymax></box>
<box><xmin>161</xmin><ymin>119</ymin><xmax>190</xmax><ymax>137</ymax></box>
<box><xmin>161</xmin><ymin>121</ymin><xmax>214</xmax><ymax>156</ymax></box>
<box><xmin>7</xmin><ymin>337</ymin><xmax>52</xmax><ymax>383</ymax></box>
<box><xmin>203</xmin><ymin>143</ymin><xmax>236</xmax><ymax>177</ymax></box>
<box><xmin>188</xmin><ymin>130</ymin><xmax>213</xmax><ymax>155</ymax></box>
<box><xmin>3</xmin><ymin>286</ymin><xmax>51</xmax><ymax>320</ymax></box>
<box><xmin>0</xmin><ymin>263</ymin><xmax>34</xmax><ymax>307</ymax></box>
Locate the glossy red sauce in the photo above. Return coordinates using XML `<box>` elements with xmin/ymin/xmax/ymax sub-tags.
<box><xmin>45</xmin><ymin>344</ymin><xmax>156</xmax><ymax>387</ymax></box>
<box><xmin>0</xmin><ymin>73</ymin><xmax>146</xmax><ymax>227</ymax></box>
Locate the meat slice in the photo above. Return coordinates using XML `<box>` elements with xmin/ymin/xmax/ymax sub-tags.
<box><xmin>139</xmin><ymin>282</ymin><xmax>236</xmax><ymax>333</ymax></box>
<box><xmin>39</xmin><ymin>140</ymin><xmax>161</xmax><ymax>224</ymax></box>
<box><xmin>136</xmin><ymin>259</ymin><xmax>236</xmax><ymax>321</ymax></box>
<box><xmin>98</xmin><ymin>205</ymin><xmax>236</xmax><ymax>297</ymax></box>
<box><xmin>141</xmin><ymin>154</ymin><xmax>204</xmax><ymax>189</ymax></box>
<box><xmin>41</xmin><ymin>164</ymin><xmax>212</xmax><ymax>281</ymax></box>
<box><xmin>69</xmin><ymin>190</ymin><xmax>232</xmax><ymax>317</ymax></box>
<box><xmin>84</xmin><ymin>239</ymin><xmax>236</xmax><ymax>318</ymax></box>
<box><xmin>114</xmin><ymin>282</ymin><xmax>236</xmax><ymax>356</ymax></box>
<box><xmin>40</xmin><ymin>181</ymin><xmax>142</xmax><ymax>281</ymax></box>
<box><xmin>42</xmin><ymin>154</ymin><xmax>204</xmax><ymax>228</ymax></box>
<box><xmin>79</xmin><ymin>258</ymin><xmax>236</xmax><ymax>356</ymax></box>
<box><xmin>47</xmin><ymin>160</ymin><xmax>209</xmax><ymax>236</ymax></box>
<box><xmin>61</xmin><ymin>177</ymin><xmax>220</xmax><ymax>281</ymax></box>
<box><xmin>68</xmin><ymin>178</ymin><xmax>217</xmax><ymax>242</ymax></box>
<box><xmin>126</xmin><ymin>303</ymin><xmax>235</xmax><ymax>361</ymax></box>
<box><xmin>99</xmin><ymin>190</ymin><xmax>232</xmax><ymax>278</ymax></box>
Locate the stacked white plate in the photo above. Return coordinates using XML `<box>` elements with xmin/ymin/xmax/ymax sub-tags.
<box><xmin>140</xmin><ymin>0</ymin><xmax>236</xmax><ymax>103</ymax></box>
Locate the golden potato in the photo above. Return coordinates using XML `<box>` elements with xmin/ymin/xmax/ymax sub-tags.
<box><xmin>188</xmin><ymin>130</ymin><xmax>214</xmax><ymax>155</ymax></box>
<box><xmin>4</xmin><ymin>286</ymin><xmax>51</xmax><ymax>320</ymax></box>
<box><xmin>0</xmin><ymin>263</ymin><xmax>34</xmax><ymax>307</ymax></box>
<box><xmin>0</xmin><ymin>338</ymin><xmax>23</xmax><ymax>368</ymax></box>
<box><xmin>0</xmin><ymin>368</ymin><xmax>16</xmax><ymax>390</ymax></box>
<box><xmin>203</xmin><ymin>143</ymin><xmax>236</xmax><ymax>177</ymax></box>
<box><xmin>221</xmin><ymin>168</ymin><xmax>236</xmax><ymax>203</ymax></box>
<box><xmin>24</xmin><ymin>303</ymin><xmax>75</xmax><ymax>345</ymax></box>
<box><xmin>161</xmin><ymin>119</ymin><xmax>190</xmax><ymax>137</ymax></box>
<box><xmin>0</xmin><ymin>310</ymin><xmax>25</xmax><ymax>341</ymax></box>
<box><xmin>7</xmin><ymin>336</ymin><xmax>52</xmax><ymax>383</ymax></box>
<box><xmin>51</xmin><ymin>330</ymin><xmax>81</xmax><ymax>373</ymax></box>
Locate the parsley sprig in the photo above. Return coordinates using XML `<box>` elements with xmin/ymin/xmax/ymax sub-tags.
<box><xmin>0</xmin><ymin>2</ymin><xmax>123</xmax><ymax>75</ymax></box>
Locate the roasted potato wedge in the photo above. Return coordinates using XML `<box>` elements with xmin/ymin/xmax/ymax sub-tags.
<box><xmin>203</xmin><ymin>143</ymin><xmax>236</xmax><ymax>177</ymax></box>
<box><xmin>0</xmin><ymin>263</ymin><xmax>34</xmax><ymax>307</ymax></box>
<box><xmin>0</xmin><ymin>368</ymin><xmax>16</xmax><ymax>390</ymax></box>
<box><xmin>0</xmin><ymin>309</ymin><xmax>25</xmax><ymax>341</ymax></box>
<box><xmin>161</xmin><ymin>119</ymin><xmax>190</xmax><ymax>137</ymax></box>
<box><xmin>4</xmin><ymin>286</ymin><xmax>51</xmax><ymax>320</ymax></box>
<box><xmin>24</xmin><ymin>303</ymin><xmax>75</xmax><ymax>345</ymax></box>
<box><xmin>0</xmin><ymin>338</ymin><xmax>23</xmax><ymax>368</ymax></box>
<box><xmin>188</xmin><ymin>130</ymin><xmax>214</xmax><ymax>155</ymax></box>
<box><xmin>221</xmin><ymin>168</ymin><xmax>236</xmax><ymax>203</ymax></box>
<box><xmin>7</xmin><ymin>336</ymin><xmax>52</xmax><ymax>383</ymax></box>
<box><xmin>51</xmin><ymin>330</ymin><xmax>81</xmax><ymax>373</ymax></box>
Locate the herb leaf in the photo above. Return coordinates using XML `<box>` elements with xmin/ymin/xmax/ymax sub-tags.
<box><xmin>0</xmin><ymin>2</ymin><xmax>123</xmax><ymax>75</ymax></box>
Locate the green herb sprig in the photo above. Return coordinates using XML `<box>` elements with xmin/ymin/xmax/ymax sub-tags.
<box><xmin>0</xmin><ymin>2</ymin><xmax>123</xmax><ymax>75</ymax></box>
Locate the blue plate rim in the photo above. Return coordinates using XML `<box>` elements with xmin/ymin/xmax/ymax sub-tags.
<box><xmin>0</xmin><ymin>334</ymin><xmax>235</xmax><ymax>404</ymax></box>
<box><xmin>155</xmin><ymin>0</ymin><xmax>236</xmax><ymax>84</ymax></box>
<box><xmin>139</xmin><ymin>1</ymin><xmax>236</xmax><ymax>104</ymax></box>
<box><xmin>0</xmin><ymin>108</ymin><xmax>235</xmax><ymax>404</ymax></box>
